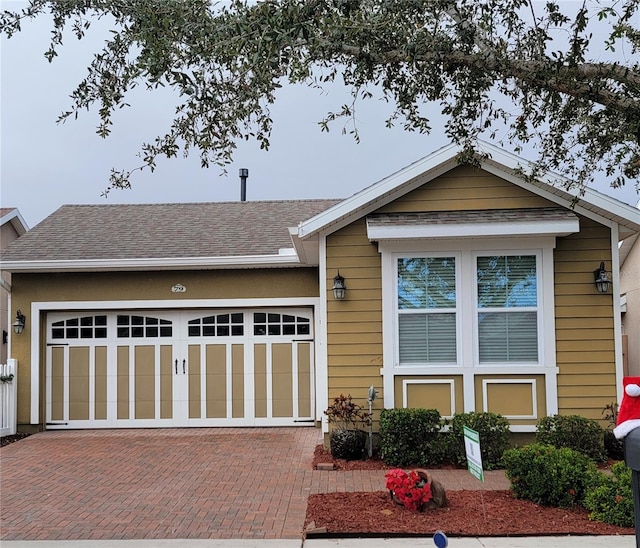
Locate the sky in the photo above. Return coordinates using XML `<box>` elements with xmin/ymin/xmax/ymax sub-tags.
<box><xmin>1</xmin><ymin>1</ymin><xmax>639</xmax><ymax>229</ymax></box>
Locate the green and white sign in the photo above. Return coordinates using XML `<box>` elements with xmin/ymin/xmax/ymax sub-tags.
<box><xmin>463</xmin><ymin>426</ymin><xmax>484</xmax><ymax>482</ymax></box>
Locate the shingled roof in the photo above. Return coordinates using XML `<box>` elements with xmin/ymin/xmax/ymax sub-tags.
<box><xmin>1</xmin><ymin>200</ymin><xmax>339</xmax><ymax>267</ymax></box>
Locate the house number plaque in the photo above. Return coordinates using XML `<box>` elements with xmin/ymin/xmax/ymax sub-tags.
<box><xmin>171</xmin><ymin>284</ymin><xmax>186</xmax><ymax>293</ymax></box>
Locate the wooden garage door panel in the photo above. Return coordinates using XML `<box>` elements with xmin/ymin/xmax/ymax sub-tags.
<box><xmin>46</xmin><ymin>308</ymin><xmax>314</xmax><ymax>428</ymax></box>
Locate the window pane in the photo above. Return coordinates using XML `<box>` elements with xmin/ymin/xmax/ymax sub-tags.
<box><xmin>478</xmin><ymin>312</ymin><xmax>538</xmax><ymax>362</ymax></box>
<box><xmin>398</xmin><ymin>257</ymin><xmax>456</xmax><ymax>309</ymax></box>
<box><xmin>477</xmin><ymin>256</ymin><xmax>537</xmax><ymax>308</ymax></box>
<box><xmin>399</xmin><ymin>313</ymin><xmax>456</xmax><ymax>363</ymax></box>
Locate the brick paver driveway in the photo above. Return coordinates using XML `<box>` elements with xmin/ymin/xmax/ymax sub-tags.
<box><xmin>0</xmin><ymin>428</ymin><xmax>320</xmax><ymax>541</ymax></box>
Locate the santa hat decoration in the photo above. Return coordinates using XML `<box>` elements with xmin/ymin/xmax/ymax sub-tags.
<box><xmin>613</xmin><ymin>376</ymin><xmax>640</xmax><ymax>440</ymax></box>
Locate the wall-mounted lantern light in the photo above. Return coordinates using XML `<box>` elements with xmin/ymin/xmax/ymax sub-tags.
<box><xmin>594</xmin><ymin>262</ymin><xmax>611</xmax><ymax>294</ymax></box>
<box><xmin>332</xmin><ymin>271</ymin><xmax>346</xmax><ymax>300</ymax></box>
<box><xmin>13</xmin><ymin>310</ymin><xmax>26</xmax><ymax>334</ymax></box>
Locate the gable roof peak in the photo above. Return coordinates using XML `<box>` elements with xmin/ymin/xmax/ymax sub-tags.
<box><xmin>298</xmin><ymin>140</ymin><xmax>640</xmax><ymax>239</ymax></box>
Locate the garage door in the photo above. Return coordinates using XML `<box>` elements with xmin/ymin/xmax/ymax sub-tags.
<box><xmin>45</xmin><ymin>309</ymin><xmax>315</xmax><ymax>429</ymax></box>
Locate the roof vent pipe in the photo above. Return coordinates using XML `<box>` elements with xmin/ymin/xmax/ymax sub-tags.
<box><xmin>239</xmin><ymin>168</ymin><xmax>248</xmax><ymax>202</ymax></box>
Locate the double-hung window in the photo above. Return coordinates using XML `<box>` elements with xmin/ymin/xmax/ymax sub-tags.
<box><xmin>393</xmin><ymin>250</ymin><xmax>543</xmax><ymax>368</ymax></box>
<box><xmin>397</xmin><ymin>257</ymin><xmax>457</xmax><ymax>364</ymax></box>
<box><xmin>476</xmin><ymin>254</ymin><xmax>539</xmax><ymax>363</ymax></box>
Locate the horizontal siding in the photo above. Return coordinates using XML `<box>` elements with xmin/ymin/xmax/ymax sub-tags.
<box><xmin>326</xmin><ymin>219</ymin><xmax>384</xmax><ymax>403</ymax></box>
<box><xmin>558</xmin><ymin>384</ymin><xmax>617</xmax><ymax>397</ymax></box>
<box><xmin>556</xmin><ymin>317</ymin><xmax>613</xmax><ymax>330</ymax></box>
<box><xmin>379</xmin><ymin>166</ymin><xmax>556</xmax><ymax>213</ymax></box>
<box><xmin>327</xmin><ymin>321</ymin><xmax>382</xmax><ymax>334</ymax></box>
<box><xmin>556</xmin><ymin>339</ymin><xmax>615</xmax><ymax>352</ymax></box>
<box><xmin>554</xmin><ymin>219</ymin><xmax>616</xmax><ymax>430</ymax></box>
<box><xmin>323</xmin><ymin>167</ymin><xmax>618</xmax><ymax>428</ymax></box>
<box><xmin>326</xmin><ymin>355</ymin><xmax>384</xmax><ymax>367</ymax></box>
<box><xmin>556</xmin><ymin>328</ymin><xmax>616</xmax><ymax>341</ymax></box>
<box><xmin>328</xmin><ymin>332</ymin><xmax>383</xmax><ymax>345</ymax></box>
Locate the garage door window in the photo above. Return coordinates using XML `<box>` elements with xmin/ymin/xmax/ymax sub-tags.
<box><xmin>116</xmin><ymin>315</ymin><xmax>173</xmax><ymax>338</ymax></box>
<box><xmin>254</xmin><ymin>312</ymin><xmax>310</xmax><ymax>336</ymax></box>
<box><xmin>51</xmin><ymin>315</ymin><xmax>108</xmax><ymax>339</ymax></box>
<box><xmin>188</xmin><ymin>313</ymin><xmax>244</xmax><ymax>337</ymax></box>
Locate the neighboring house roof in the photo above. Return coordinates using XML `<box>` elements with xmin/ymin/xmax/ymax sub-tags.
<box><xmin>0</xmin><ymin>200</ymin><xmax>339</xmax><ymax>272</ymax></box>
<box><xmin>298</xmin><ymin>142</ymin><xmax>640</xmax><ymax>240</ymax></box>
<box><xmin>0</xmin><ymin>207</ymin><xmax>29</xmax><ymax>239</ymax></box>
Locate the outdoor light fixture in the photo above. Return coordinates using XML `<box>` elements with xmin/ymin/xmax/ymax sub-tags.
<box><xmin>332</xmin><ymin>271</ymin><xmax>346</xmax><ymax>300</ymax></box>
<box><xmin>13</xmin><ymin>310</ymin><xmax>25</xmax><ymax>335</ymax></box>
<box><xmin>594</xmin><ymin>262</ymin><xmax>611</xmax><ymax>294</ymax></box>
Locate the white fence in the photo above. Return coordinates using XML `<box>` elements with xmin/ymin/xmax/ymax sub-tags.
<box><xmin>0</xmin><ymin>359</ymin><xmax>18</xmax><ymax>437</ymax></box>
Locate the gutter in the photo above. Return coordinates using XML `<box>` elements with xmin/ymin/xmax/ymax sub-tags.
<box><xmin>1</xmin><ymin>251</ymin><xmax>304</xmax><ymax>273</ymax></box>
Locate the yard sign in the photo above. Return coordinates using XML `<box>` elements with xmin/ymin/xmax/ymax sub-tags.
<box><xmin>463</xmin><ymin>426</ymin><xmax>484</xmax><ymax>482</ymax></box>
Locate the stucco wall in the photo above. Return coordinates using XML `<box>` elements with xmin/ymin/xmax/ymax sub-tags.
<box><xmin>1</xmin><ymin>221</ymin><xmax>22</xmax><ymax>363</ymax></box>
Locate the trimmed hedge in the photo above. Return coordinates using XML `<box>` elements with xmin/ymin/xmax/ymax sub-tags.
<box><xmin>536</xmin><ymin>414</ymin><xmax>606</xmax><ymax>462</ymax></box>
<box><xmin>503</xmin><ymin>443</ymin><xmax>598</xmax><ymax>508</ymax></box>
<box><xmin>379</xmin><ymin>408</ymin><xmax>445</xmax><ymax>467</ymax></box>
<box><xmin>584</xmin><ymin>462</ymin><xmax>633</xmax><ymax>528</ymax></box>
<box><xmin>447</xmin><ymin>412</ymin><xmax>510</xmax><ymax>470</ymax></box>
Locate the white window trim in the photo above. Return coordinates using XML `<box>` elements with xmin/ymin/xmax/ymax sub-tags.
<box><xmin>472</xmin><ymin>250</ymin><xmax>543</xmax><ymax>367</ymax></box>
<box><xmin>402</xmin><ymin>379</ymin><xmax>456</xmax><ymax>419</ymax></box>
<box><xmin>379</xmin><ymin>237</ymin><xmax>558</xmax><ymax>420</ymax></box>
<box><xmin>481</xmin><ymin>379</ymin><xmax>538</xmax><ymax>420</ymax></box>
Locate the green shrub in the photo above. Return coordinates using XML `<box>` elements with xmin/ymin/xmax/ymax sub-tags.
<box><xmin>379</xmin><ymin>408</ymin><xmax>445</xmax><ymax>467</ymax></box>
<box><xmin>447</xmin><ymin>412</ymin><xmax>510</xmax><ymax>470</ymax></box>
<box><xmin>602</xmin><ymin>402</ymin><xmax>624</xmax><ymax>461</ymax></box>
<box><xmin>503</xmin><ymin>443</ymin><xmax>598</xmax><ymax>507</ymax></box>
<box><xmin>536</xmin><ymin>414</ymin><xmax>606</xmax><ymax>462</ymax></box>
<box><xmin>584</xmin><ymin>462</ymin><xmax>633</xmax><ymax>528</ymax></box>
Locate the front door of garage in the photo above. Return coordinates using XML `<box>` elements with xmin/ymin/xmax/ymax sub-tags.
<box><xmin>45</xmin><ymin>309</ymin><xmax>315</xmax><ymax>428</ymax></box>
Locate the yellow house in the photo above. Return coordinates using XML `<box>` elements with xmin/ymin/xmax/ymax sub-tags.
<box><xmin>2</xmin><ymin>143</ymin><xmax>639</xmax><ymax>434</ymax></box>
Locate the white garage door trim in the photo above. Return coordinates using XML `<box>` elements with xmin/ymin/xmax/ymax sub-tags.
<box><xmin>30</xmin><ymin>297</ymin><xmax>321</xmax><ymax>425</ymax></box>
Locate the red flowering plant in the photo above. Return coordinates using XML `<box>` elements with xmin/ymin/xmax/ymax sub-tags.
<box><xmin>384</xmin><ymin>468</ymin><xmax>433</xmax><ymax>511</ymax></box>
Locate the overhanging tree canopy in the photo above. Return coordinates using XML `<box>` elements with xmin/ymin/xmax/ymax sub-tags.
<box><xmin>2</xmin><ymin>0</ymin><xmax>639</xmax><ymax>193</ymax></box>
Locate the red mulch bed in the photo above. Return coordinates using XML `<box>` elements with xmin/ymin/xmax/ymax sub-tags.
<box><xmin>305</xmin><ymin>490</ymin><xmax>634</xmax><ymax>537</ymax></box>
<box><xmin>309</xmin><ymin>445</ymin><xmax>634</xmax><ymax>537</ymax></box>
<box><xmin>0</xmin><ymin>433</ymin><xmax>31</xmax><ymax>447</ymax></box>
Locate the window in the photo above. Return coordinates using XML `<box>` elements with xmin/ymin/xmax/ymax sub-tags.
<box><xmin>116</xmin><ymin>315</ymin><xmax>172</xmax><ymax>338</ymax></box>
<box><xmin>188</xmin><ymin>313</ymin><xmax>244</xmax><ymax>337</ymax></box>
<box><xmin>51</xmin><ymin>315</ymin><xmax>107</xmax><ymax>339</ymax></box>
<box><xmin>476</xmin><ymin>255</ymin><xmax>538</xmax><ymax>363</ymax></box>
<box><xmin>391</xmin><ymin>248</ymin><xmax>544</xmax><ymax>368</ymax></box>
<box><xmin>253</xmin><ymin>312</ymin><xmax>311</xmax><ymax>336</ymax></box>
<box><xmin>397</xmin><ymin>257</ymin><xmax>457</xmax><ymax>364</ymax></box>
